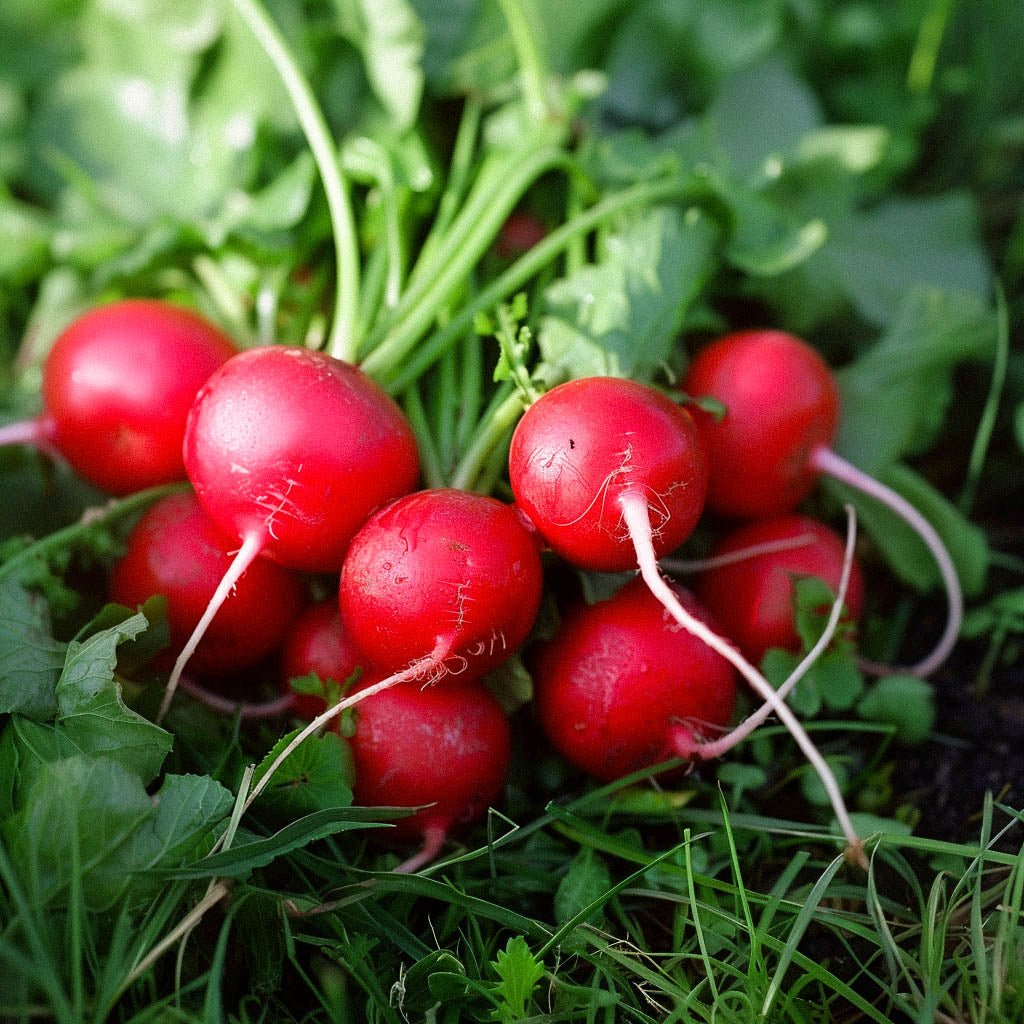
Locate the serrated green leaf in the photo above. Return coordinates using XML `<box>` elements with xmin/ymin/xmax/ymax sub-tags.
<box><xmin>0</xmin><ymin>580</ymin><xmax>66</xmax><ymax>720</ymax></box>
<box><xmin>856</xmin><ymin>675</ymin><xmax>936</xmax><ymax>745</ymax></box>
<box><xmin>55</xmin><ymin>610</ymin><xmax>172</xmax><ymax>784</ymax></box>
<box><xmin>251</xmin><ymin>729</ymin><xmax>355</xmax><ymax>817</ymax></box>
<box><xmin>537</xmin><ymin>204</ymin><xmax>717</xmax><ymax>384</ymax></box>
<box><xmin>836</xmin><ymin>287</ymin><xmax>996</xmax><ymax>473</ymax></box>
<box><xmin>489</xmin><ymin>935</ymin><xmax>545</xmax><ymax>1022</ymax></box>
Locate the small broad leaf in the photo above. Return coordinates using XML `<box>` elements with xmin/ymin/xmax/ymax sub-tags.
<box><xmin>0</xmin><ymin>580</ymin><xmax>67</xmax><ymax>720</ymax></box>
<box><xmin>800</xmin><ymin>756</ymin><xmax>849</xmax><ymax>807</ymax></box>
<box><xmin>251</xmin><ymin>729</ymin><xmax>355</xmax><ymax>817</ymax></box>
<box><xmin>56</xmin><ymin>610</ymin><xmax>172</xmax><ymax>784</ymax></box>
<box><xmin>554</xmin><ymin>850</ymin><xmax>612</xmax><ymax>928</ymax></box>
<box><xmin>857</xmin><ymin>675</ymin><xmax>936</xmax><ymax>745</ymax></box>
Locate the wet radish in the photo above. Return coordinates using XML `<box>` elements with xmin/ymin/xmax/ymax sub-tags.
<box><xmin>533</xmin><ymin>577</ymin><xmax>736</xmax><ymax>782</ymax></box>
<box><xmin>683</xmin><ymin>328</ymin><xmax>962</xmax><ymax>678</ymax></box>
<box><xmin>0</xmin><ymin>299</ymin><xmax>236</xmax><ymax>494</ymax></box>
<box><xmin>157</xmin><ymin>345</ymin><xmax>420</xmax><ymax>721</ymax></box>
<box><xmin>695</xmin><ymin>514</ymin><xmax>865</xmax><ymax>666</ymax></box>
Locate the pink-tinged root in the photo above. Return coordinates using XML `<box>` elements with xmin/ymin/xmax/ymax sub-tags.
<box><xmin>812</xmin><ymin>446</ymin><xmax>963</xmax><ymax>678</ymax></box>
<box><xmin>0</xmin><ymin>418</ymin><xmax>59</xmax><ymax>458</ymax></box>
<box><xmin>178</xmin><ymin>677</ymin><xmax>297</xmax><ymax>720</ymax></box>
<box><xmin>242</xmin><ymin>639</ymin><xmax>451</xmax><ymax>814</ymax></box>
<box><xmin>618</xmin><ymin>490</ymin><xmax>866</xmax><ymax>868</ymax></box>
<box><xmin>157</xmin><ymin>531</ymin><xmax>265</xmax><ymax>724</ymax></box>
<box><xmin>691</xmin><ymin>506</ymin><xmax>858</xmax><ymax>761</ymax></box>
<box><xmin>393</xmin><ymin>824</ymin><xmax>448</xmax><ymax>874</ymax></box>
<box><xmin>660</xmin><ymin>532</ymin><xmax>816</xmax><ymax>575</ymax></box>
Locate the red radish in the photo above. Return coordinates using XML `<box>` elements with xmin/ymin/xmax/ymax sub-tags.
<box><xmin>695</xmin><ymin>514</ymin><xmax>865</xmax><ymax>666</ymax></box>
<box><xmin>157</xmin><ymin>345</ymin><xmax>420</xmax><ymax>722</ymax></box>
<box><xmin>508</xmin><ymin>376</ymin><xmax>708</xmax><ymax>572</ymax></box>
<box><xmin>496</xmin><ymin>210</ymin><xmax>547</xmax><ymax>260</ymax></box>
<box><xmin>110</xmin><ymin>491</ymin><xmax>305</xmax><ymax>676</ymax></box>
<box><xmin>683</xmin><ymin>329</ymin><xmax>962</xmax><ymax>678</ymax></box>
<box><xmin>509</xmin><ymin>375</ymin><xmax>866</xmax><ymax>865</ymax></box>
<box><xmin>339</xmin><ymin>488</ymin><xmax>544</xmax><ymax>679</ymax></box>
<box><xmin>348</xmin><ymin>677</ymin><xmax>512</xmax><ymax>871</ymax></box>
<box><xmin>533</xmin><ymin>577</ymin><xmax>736</xmax><ymax>782</ymax></box>
<box><xmin>246</xmin><ymin>489</ymin><xmax>544</xmax><ymax>814</ymax></box>
<box><xmin>0</xmin><ymin>300</ymin><xmax>236</xmax><ymax>494</ymax></box>
<box><xmin>281</xmin><ymin>600</ymin><xmax>366</xmax><ymax>719</ymax></box>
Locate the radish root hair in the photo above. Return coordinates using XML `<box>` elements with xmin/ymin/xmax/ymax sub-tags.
<box><xmin>811</xmin><ymin>445</ymin><xmax>962</xmax><ymax>678</ymax></box>
<box><xmin>157</xmin><ymin>530</ymin><xmax>266</xmax><ymax>724</ymax></box>
<box><xmin>618</xmin><ymin>490</ymin><xmax>867</xmax><ymax>869</ymax></box>
<box><xmin>682</xmin><ymin>504</ymin><xmax>857</xmax><ymax>761</ymax></box>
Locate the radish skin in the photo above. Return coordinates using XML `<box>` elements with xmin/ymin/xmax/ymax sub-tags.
<box><xmin>684</xmin><ymin>329</ymin><xmax>962</xmax><ymax>677</ymax></box>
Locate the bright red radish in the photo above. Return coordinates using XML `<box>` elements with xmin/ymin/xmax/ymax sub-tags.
<box><xmin>695</xmin><ymin>515</ymin><xmax>865</xmax><ymax>666</ymax></box>
<box><xmin>339</xmin><ymin>488</ymin><xmax>544</xmax><ymax>679</ymax></box>
<box><xmin>157</xmin><ymin>345</ymin><xmax>420</xmax><ymax>722</ymax></box>
<box><xmin>0</xmin><ymin>300</ymin><xmax>236</xmax><ymax>495</ymax></box>
<box><xmin>110</xmin><ymin>492</ymin><xmax>305</xmax><ymax>675</ymax></box>
<box><xmin>533</xmin><ymin>577</ymin><xmax>736</xmax><ymax>782</ymax></box>
<box><xmin>348</xmin><ymin>677</ymin><xmax>512</xmax><ymax>871</ymax></box>
<box><xmin>281</xmin><ymin>600</ymin><xmax>367</xmax><ymax>719</ymax></box>
<box><xmin>509</xmin><ymin>375</ymin><xmax>867</xmax><ymax>865</ymax></box>
<box><xmin>683</xmin><ymin>329</ymin><xmax>962</xmax><ymax>678</ymax></box>
<box><xmin>508</xmin><ymin>376</ymin><xmax>708</xmax><ymax>572</ymax></box>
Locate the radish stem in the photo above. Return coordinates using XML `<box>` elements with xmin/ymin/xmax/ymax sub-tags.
<box><xmin>811</xmin><ymin>445</ymin><xmax>962</xmax><ymax>678</ymax></box>
<box><xmin>393</xmin><ymin>825</ymin><xmax>447</xmax><ymax>874</ymax></box>
<box><xmin>619</xmin><ymin>491</ymin><xmax>866</xmax><ymax>867</ymax></box>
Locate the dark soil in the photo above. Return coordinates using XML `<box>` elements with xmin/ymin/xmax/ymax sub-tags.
<box><xmin>891</xmin><ymin>651</ymin><xmax>1024</xmax><ymax>848</ymax></box>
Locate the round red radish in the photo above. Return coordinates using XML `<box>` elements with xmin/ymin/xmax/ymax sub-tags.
<box><xmin>348</xmin><ymin>678</ymin><xmax>511</xmax><ymax>847</ymax></box>
<box><xmin>109</xmin><ymin>492</ymin><xmax>305</xmax><ymax>676</ymax></box>
<box><xmin>0</xmin><ymin>299</ymin><xmax>236</xmax><ymax>494</ymax></box>
<box><xmin>496</xmin><ymin>210</ymin><xmax>547</xmax><ymax>260</ymax></box>
<box><xmin>682</xmin><ymin>330</ymin><xmax>839</xmax><ymax>519</ymax></box>
<box><xmin>533</xmin><ymin>577</ymin><xmax>736</xmax><ymax>782</ymax></box>
<box><xmin>281</xmin><ymin>600</ymin><xmax>370</xmax><ymax>719</ymax></box>
<box><xmin>508</xmin><ymin>376</ymin><xmax>708</xmax><ymax>572</ymax></box>
<box><xmin>183</xmin><ymin>345</ymin><xmax>420</xmax><ymax>573</ymax></box>
<box><xmin>339</xmin><ymin>488</ymin><xmax>544</xmax><ymax>678</ymax></box>
<box><xmin>695</xmin><ymin>514</ymin><xmax>865</xmax><ymax>666</ymax></box>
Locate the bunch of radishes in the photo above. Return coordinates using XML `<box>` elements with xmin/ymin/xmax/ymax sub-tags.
<box><xmin>1</xmin><ymin>297</ymin><xmax>963</xmax><ymax>870</ymax></box>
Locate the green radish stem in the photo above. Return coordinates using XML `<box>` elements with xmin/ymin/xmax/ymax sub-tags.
<box><xmin>376</xmin><ymin>175</ymin><xmax>701</xmax><ymax>393</ymax></box>
<box><xmin>230</xmin><ymin>0</ymin><xmax>361</xmax><ymax>363</ymax></box>
<box><xmin>811</xmin><ymin>445</ymin><xmax>963</xmax><ymax>679</ymax></box>
<box><xmin>618</xmin><ymin>491</ymin><xmax>867</xmax><ymax>868</ymax></box>
<box><xmin>686</xmin><ymin>505</ymin><xmax>857</xmax><ymax>761</ymax></box>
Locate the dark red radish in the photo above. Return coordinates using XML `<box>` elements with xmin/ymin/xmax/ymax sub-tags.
<box><xmin>508</xmin><ymin>375</ymin><xmax>866</xmax><ymax>865</ymax></box>
<box><xmin>695</xmin><ymin>515</ymin><xmax>865</xmax><ymax>666</ymax></box>
<box><xmin>0</xmin><ymin>300</ymin><xmax>236</xmax><ymax>495</ymax></box>
<box><xmin>496</xmin><ymin>210</ymin><xmax>547</xmax><ymax>260</ymax></box>
<box><xmin>348</xmin><ymin>677</ymin><xmax>512</xmax><ymax>871</ymax></box>
<box><xmin>339</xmin><ymin>488</ymin><xmax>544</xmax><ymax>679</ymax></box>
<box><xmin>110</xmin><ymin>492</ymin><xmax>305</xmax><ymax>676</ymax></box>
<box><xmin>281</xmin><ymin>599</ymin><xmax>368</xmax><ymax>719</ymax></box>
<box><xmin>157</xmin><ymin>345</ymin><xmax>420</xmax><ymax>722</ymax></box>
<box><xmin>508</xmin><ymin>376</ymin><xmax>708</xmax><ymax>572</ymax></box>
<box><xmin>533</xmin><ymin>577</ymin><xmax>736</xmax><ymax>782</ymax></box>
<box><xmin>683</xmin><ymin>329</ymin><xmax>962</xmax><ymax>678</ymax></box>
